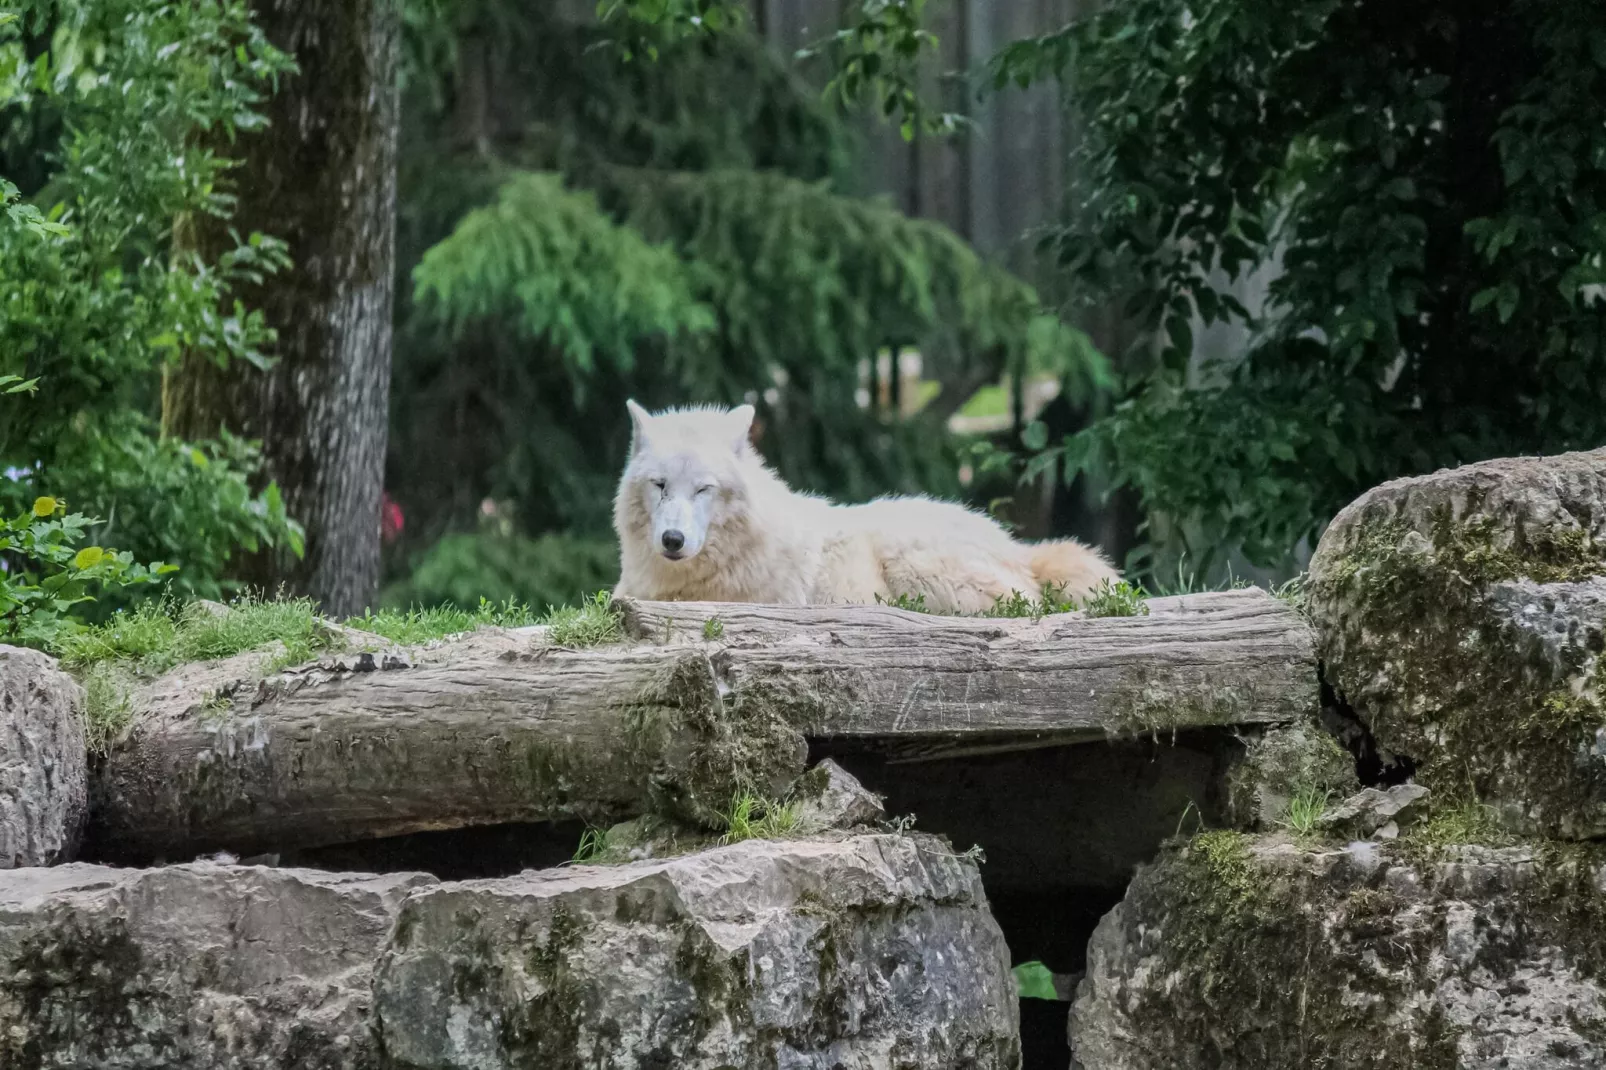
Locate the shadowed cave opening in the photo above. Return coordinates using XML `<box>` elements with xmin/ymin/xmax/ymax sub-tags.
<box><xmin>273</xmin><ymin>730</ymin><xmax>1244</xmax><ymax>1070</ymax></box>
<box><xmin>817</xmin><ymin>731</ymin><xmax>1242</xmax><ymax>1070</ymax></box>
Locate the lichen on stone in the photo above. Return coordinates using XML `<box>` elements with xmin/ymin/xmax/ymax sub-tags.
<box><xmin>1074</xmin><ymin>831</ymin><xmax>1606</xmax><ymax>1069</ymax></box>
<box><xmin>1226</xmin><ymin>719</ymin><xmax>1360</xmax><ymax>831</ymax></box>
<box><xmin>1309</xmin><ymin>453</ymin><xmax>1606</xmax><ymax>838</ymax></box>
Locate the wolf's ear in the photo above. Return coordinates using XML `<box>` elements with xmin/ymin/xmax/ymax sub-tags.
<box><xmin>729</xmin><ymin>404</ymin><xmax>756</xmax><ymax>454</ymax></box>
<box><xmin>626</xmin><ymin>399</ymin><xmax>652</xmax><ymax>455</ymax></box>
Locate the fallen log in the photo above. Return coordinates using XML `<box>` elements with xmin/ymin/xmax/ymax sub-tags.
<box><xmin>621</xmin><ymin>587</ymin><xmax>1317</xmax><ymax>756</ymax></box>
<box><xmin>87</xmin><ymin>588</ymin><xmax>1315</xmax><ymax>862</ymax></box>
<box><xmin>88</xmin><ymin>633</ymin><xmax>808</xmax><ymax>863</ymax></box>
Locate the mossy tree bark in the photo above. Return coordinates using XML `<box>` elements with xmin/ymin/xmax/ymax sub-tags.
<box><xmin>163</xmin><ymin>0</ymin><xmax>401</xmax><ymax>617</ymax></box>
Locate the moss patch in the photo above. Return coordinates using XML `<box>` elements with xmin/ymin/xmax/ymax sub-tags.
<box><xmin>1119</xmin><ymin>836</ymin><xmax>1455</xmax><ymax>1068</ymax></box>
<box><xmin>1114</xmin><ymin>828</ymin><xmax>1606</xmax><ymax>1069</ymax></box>
<box><xmin>622</xmin><ymin>653</ymin><xmax>808</xmax><ymax>831</ymax></box>
<box><xmin>1226</xmin><ymin>720</ymin><xmax>1359</xmax><ymax>831</ymax></box>
<box><xmin>0</xmin><ymin>916</ymin><xmax>157</xmax><ymax>1070</ymax></box>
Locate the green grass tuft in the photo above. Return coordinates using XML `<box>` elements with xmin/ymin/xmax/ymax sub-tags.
<box><xmin>80</xmin><ymin>662</ymin><xmax>135</xmax><ymax>754</ymax></box>
<box><xmin>542</xmin><ymin>590</ymin><xmax>623</xmax><ymax>647</ymax></box>
<box><xmin>1410</xmin><ymin>797</ymin><xmax>1516</xmax><ymax>848</ymax></box>
<box><xmin>572</xmin><ymin>826</ymin><xmax>611</xmax><ymax>863</ymax></box>
<box><xmin>351</xmin><ymin>597</ymin><xmax>538</xmax><ymax>645</ymax></box>
<box><xmin>875</xmin><ymin>592</ymin><xmax>929</xmax><ymax>613</ymax></box>
<box><xmin>173</xmin><ymin>597</ymin><xmax>323</xmax><ymax>665</ymax></box>
<box><xmin>1271</xmin><ymin>572</ymin><xmax>1308</xmax><ymax>612</ymax></box>
<box><xmin>702</xmin><ymin>616</ymin><xmax>725</xmax><ymax>640</ymax></box>
<box><xmin>1277</xmin><ymin>784</ymin><xmax>1332</xmax><ymax>838</ymax></box>
<box><xmin>720</xmin><ymin>791</ymin><xmax>801</xmax><ymax>845</ymax></box>
<box><xmin>1080</xmin><ymin>579</ymin><xmax>1151</xmax><ymax>618</ymax></box>
<box><xmin>54</xmin><ymin>600</ymin><xmax>177</xmax><ymax>667</ymax></box>
<box><xmin>56</xmin><ymin>595</ymin><xmax>332</xmax><ymax>675</ymax></box>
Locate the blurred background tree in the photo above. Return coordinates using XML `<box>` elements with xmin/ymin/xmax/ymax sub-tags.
<box><xmin>383</xmin><ymin>0</ymin><xmax>1103</xmax><ymax>611</ymax></box>
<box><xmin>992</xmin><ymin>0</ymin><xmax>1606</xmax><ymax>581</ymax></box>
<box><xmin>4</xmin><ymin>0</ymin><xmax>1603</xmax><ymax>623</ymax></box>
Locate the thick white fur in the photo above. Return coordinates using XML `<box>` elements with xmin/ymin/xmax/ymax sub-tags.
<box><xmin>613</xmin><ymin>401</ymin><xmax>1118</xmax><ymax>614</ymax></box>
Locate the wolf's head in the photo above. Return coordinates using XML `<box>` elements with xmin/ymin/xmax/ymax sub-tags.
<box><xmin>615</xmin><ymin>399</ymin><xmax>757</xmax><ymax>564</ymax></box>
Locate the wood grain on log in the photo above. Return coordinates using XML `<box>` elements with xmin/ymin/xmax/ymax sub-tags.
<box><xmin>623</xmin><ymin>587</ymin><xmax>1316</xmax><ymax>745</ymax></box>
<box><xmin>88</xmin><ymin>589</ymin><xmax>1314</xmax><ymax>862</ymax></box>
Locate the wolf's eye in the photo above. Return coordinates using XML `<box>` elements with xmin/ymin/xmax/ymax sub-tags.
<box><xmin>695</xmin><ymin>485</ymin><xmax>715</xmax><ymax>496</ymax></box>
<box><xmin>650</xmin><ymin>479</ymin><xmax>667</xmax><ymax>493</ymax></box>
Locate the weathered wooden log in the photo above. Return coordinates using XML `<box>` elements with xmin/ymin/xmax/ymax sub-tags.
<box><xmin>88</xmin><ymin>632</ymin><xmax>808</xmax><ymax>863</ymax></box>
<box><xmin>622</xmin><ymin>587</ymin><xmax>1317</xmax><ymax>758</ymax></box>
<box><xmin>88</xmin><ymin>588</ymin><xmax>1315</xmax><ymax>862</ymax></box>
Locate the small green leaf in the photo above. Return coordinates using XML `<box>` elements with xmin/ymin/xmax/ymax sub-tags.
<box><xmin>1496</xmin><ymin>283</ymin><xmax>1519</xmax><ymax>324</ymax></box>
<box><xmin>32</xmin><ymin>496</ymin><xmax>57</xmax><ymax>518</ymax></box>
<box><xmin>1014</xmin><ymin>961</ymin><xmax>1059</xmax><ymax>1001</ymax></box>
<box><xmin>72</xmin><ymin>546</ymin><xmax>105</xmax><ymax>569</ymax></box>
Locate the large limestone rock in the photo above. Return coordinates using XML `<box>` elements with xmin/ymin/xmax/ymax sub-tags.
<box><xmin>376</xmin><ymin>832</ymin><xmax>1020</xmax><ymax>1070</ymax></box>
<box><xmin>0</xmin><ymin>834</ymin><xmax>1017</xmax><ymax>1069</ymax></box>
<box><xmin>1308</xmin><ymin>447</ymin><xmax>1606</xmax><ymax>836</ymax></box>
<box><xmin>0</xmin><ymin>862</ymin><xmax>433</xmax><ymax>1068</ymax></box>
<box><xmin>1071</xmin><ymin>833</ymin><xmax>1606</xmax><ymax>1069</ymax></box>
<box><xmin>0</xmin><ymin>647</ymin><xmax>87</xmax><ymax>868</ymax></box>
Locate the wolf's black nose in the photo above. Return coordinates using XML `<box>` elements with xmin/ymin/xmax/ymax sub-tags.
<box><xmin>661</xmin><ymin>529</ymin><xmax>685</xmax><ymax>552</ymax></box>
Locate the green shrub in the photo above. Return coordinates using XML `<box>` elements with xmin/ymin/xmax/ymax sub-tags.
<box><xmin>383</xmin><ymin>531</ymin><xmax>618</xmax><ymax>614</ymax></box>
<box><xmin>1</xmin><ymin>496</ymin><xmax>174</xmax><ymax>649</ymax></box>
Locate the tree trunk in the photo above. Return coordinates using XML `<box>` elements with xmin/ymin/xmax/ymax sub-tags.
<box><xmin>163</xmin><ymin>0</ymin><xmax>401</xmax><ymax>617</ymax></box>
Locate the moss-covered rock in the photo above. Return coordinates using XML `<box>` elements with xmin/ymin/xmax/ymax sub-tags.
<box><xmin>1070</xmin><ymin>833</ymin><xmax>1606</xmax><ymax>1069</ymax></box>
<box><xmin>376</xmin><ymin>832</ymin><xmax>1019</xmax><ymax>1069</ymax></box>
<box><xmin>1308</xmin><ymin>447</ymin><xmax>1606</xmax><ymax>837</ymax></box>
<box><xmin>1225</xmin><ymin>719</ymin><xmax>1360</xmax><ymax>831</ymax></box>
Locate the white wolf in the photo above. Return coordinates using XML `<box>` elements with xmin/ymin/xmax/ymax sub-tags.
<box><xmin>613</xmin><ymin>401</ymin><xmax>1118</xmax><ymax>614</ymax></box>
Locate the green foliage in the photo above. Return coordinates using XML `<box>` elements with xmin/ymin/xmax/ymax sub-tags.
<box><xmin>797</xmin><ymin>0</ymin><xmax>958</xmax><ymax>142</ymax></box>
<box><xmin>979</xmin><ymin>588</ymin><xmax>1064</xmax><ymax>620</ymax></box>
<box><xmin>875</xmin><ymin>591</ymin><xmax>929</xmax><ymax>613</ymax></box>
<box><xmin>27</xmin><ymin>429</ymin><xmax>305</xmax><ymax>606</ymax></box>
<box><xmin>382</xmin><ymin>532</ymin><xmax>619</xmax><ymax>614</ymax></box>
<box><xmin>1079</xmin><ymin>579</ymin><xmax>1151</xmax><ymax>619</ymax></box>
<box><xmin>412</xmin><ymin>173</ymin><xmax>713</xmax><ymax>382</ymax></box>
<box><xmin>701</xmin><ymin>616</ymin><xmax>724</xmax><ymax>640</ymax></box>
<box><xmin>1012</xmin><ymin>961</ymin><xmax>1059</xmax><ymax>1001</ymax></box>
<box><xmin>352</xmin><ymin>598</ymin><xmax>539</xmax><ymax>646</ymax></box>
<box><xmin>991</xmin><ymin>0</ymin><xmax>1606</xmax><ymax>576</ymax></box>
<box><xmin>0</xmin><ymin>496</ymin><xmax>175</xmax><ymax>648</ymax></box>
<box><xmin>0</xmin><ymin>0</ymin><xmax>301</xmax><ymax>600</ymax></box>
<box><xmin>542</xmin><ymin>591</ymin><xmax>624</xmax><ymax>647</ymax></box>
